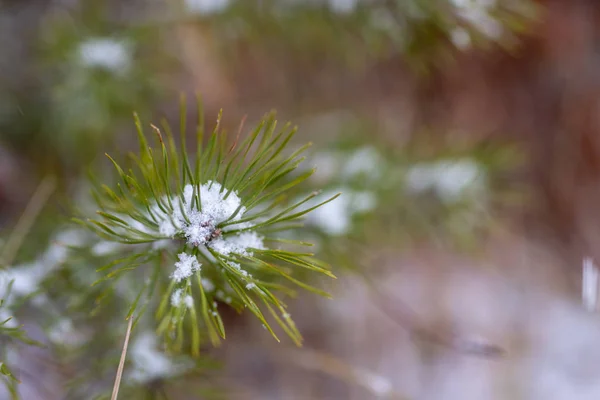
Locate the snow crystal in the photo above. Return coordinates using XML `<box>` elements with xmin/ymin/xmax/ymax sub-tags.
<box><xmin>199</xmin><ymin>181</ymin><xmax>245</xmax><ymax>225</ymax></box>
<box><xmin>183</xmin><ymin>212</ymin><xmax>214</xmax><ymax>246</ymax></box>
<box><xmin>171</xmin><ymin>253</ymin><xmax>201</xmax><ymax>282</ymax></box>
<box><xmin>228</xmin><ymin>262</ymin><xmax>251</xmax><ymax>278</ymax></box>
<box><xmin>208</xmin><ymin>232</ymin><xmax>265</xmax><ymax>256</ymax></box>
<box><xmin>171</xmin><ymin>288</ymin><xmax>194</xmax><ymax>308</ymax></box>
<box><xmin>109</xmin><ymin>180</ymin><xmax>263</xmax><ymax>258</ymax></box>
<box><xmin>228</xmin><ymin>262</ymin><xmax>241</xmax><ymax>271</ymax></box>
<box><xmin>246</xmin><ymin>283</ymin><xmax>256</xmax><ymax>290</ymax></box>
<box><xmin>78</xmin><ymin>38</ymin><xmax>131</xmax><ymax>71</ymax></box>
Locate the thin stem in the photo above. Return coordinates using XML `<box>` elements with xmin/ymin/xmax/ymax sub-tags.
<box><xmin>0</xmin><ymin>175</ymin><xmax>56</xmax><ymax>267</ymax></box>
<box><xmin>111</xmin><ymin>315</ymin><xmax>134</xmax><ymax>400</ymax></box>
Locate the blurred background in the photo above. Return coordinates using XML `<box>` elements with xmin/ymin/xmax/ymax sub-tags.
<box><xmin>4</xmin><ymin>0</ymin><xmax>600</xmax><ymax>399</ymax></box>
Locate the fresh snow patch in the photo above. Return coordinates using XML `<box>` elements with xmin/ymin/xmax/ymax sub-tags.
<box><xmin>171</xmin><ymin>288</ymin><xmax>194</xmax><ymax>308</ymax></box>
<box><xmin>156</xmin><ymin>182</ymin><xmax>246</xmax><ymax>248</ymax></box>
<box><xmin>172</xmin><ymin>253</ymin><xmax>201</xmax><ymax>282</ymax></box>
<box><xmin>208</xmin><ymin>231</ymin><xmax>265</xmax><ymax>256</ymax></box>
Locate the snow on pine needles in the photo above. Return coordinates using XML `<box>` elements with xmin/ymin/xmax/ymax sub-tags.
<box><xmin>80</xmin><ymin>101</ymin><xmax>337</xmax><ymax>349</ymax></box>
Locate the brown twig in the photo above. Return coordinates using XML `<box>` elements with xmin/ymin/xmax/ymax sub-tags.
<box><xmin>111</xmin><ymin>315</ymin><xmax>134</xmax><ymax>400</ymax></box>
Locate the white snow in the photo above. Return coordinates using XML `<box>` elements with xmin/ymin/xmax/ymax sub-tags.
<box><xmin>0</xmin><ymin>229</ymin><xmax>79</xmax><ymax>327</ymax></box>
<box><xmin>309</xmin><ymin>146</ymin><xmax>385</xmax><ymax>184</ymax></box>
<box><xmin>341</xmin><ymin>146</ymin><xmax>384</xmax><ymax>181</ymax></box>
<box><xmin>91</xmin><ymin>241</ymin><xmax>123</xmax><ymax>256</ymax></box>
<box><xmin>308</xmin><ymin>191</ymin><xmax>352</xmax><ymax>235</ymax></box>
<box><xmin>304</xmin><ymin>189</ymin><xmax>377</xmax><ymax>235</ymax></box>
<box><xmin>0</xmin><ymin>229</ymin><xmax>78</xmax><ymax>301</ymax></box>
<box><xmin>155</xmin><ymin>182</ymin><xmax>246</xmax><ymax>248</ymax></box>
<box><xmin>133</xmin><ymin>181</ymin><xmax>264</xmax><ymax>261</ymax></box>
<box><xmin>364</xmin><ymin>373</ymin><xmax>393</xmax><ymax>396</ymax></box>
<box><xmin>171</xmin><ymin>252</ymin><xmax>201</xmax><ymax>282</ymax></box>
<box><xmin>583</xmin><ymin>257</ymin><xmax>599</xmax><ymax>312</ymax></box>
<box><xmin>47</xmin><ymin>318</ymin><xmax>87</xmax><ymax>347</ymax></box>
<box><xmin>328</xmin><ymin>0</ymin><xmax>358</xmax><ymax>14</ymax></box>
<box><xmin>311</xmin><ymin>152</ymin><xmax>341</xmax><ymax>183</ymax></box>
<box><xmin>201</xmin><ymin>278</ymin><xmax>215</xmax><ymax>292</ymax></box>
<box><xmin>78</xmin><ymin>38</ymin><xmax>131</xmax><ymax>71</ymax></box>
<box><xmin>130</xmin><ymin>332</ymin><xmax>190</xmax><ymax>383</ymax></box>
<box><xmin>152</xmin><ymin>239</ymin><xmax>172</xmax><ymax>251</ymax></box>
<box><xmin>226</xmin><ymin>262</ymin><xmax>249</xmax><ymax>277</ymax></box>
<box><xmin>171</xmin><ymin>288</ymin><xmax>194</xmax><ymax>308</ymax></box>
<box><xmin>185</xmin><ymin>0</ymin><xmax>230</xmax><ymax>14</ymax></box>
<box><xmin>208</xmin><ymin>231</ymin><xmax>265</xmax><ymax>256</ymax></box>
<box><xmin>452</xmin><ymin>0</ymin><xmax>502</xmax><ymax>40</ymax></box>
<box><xmin>451</xmin><ymin>27</ymin><xmax>472</xmax><ymax>49</ymax></box>
<box><xmin>405</xmin><ymin>159</ymin><xmax>485</xmax><ymax>203</ymax></box>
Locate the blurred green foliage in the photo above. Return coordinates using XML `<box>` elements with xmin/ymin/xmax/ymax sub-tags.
<box><xmin>0</xmin><ymin>0</ymin><xmax>535</xmax><ymax>398</ymax></box>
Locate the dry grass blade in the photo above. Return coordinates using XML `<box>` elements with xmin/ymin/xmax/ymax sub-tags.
<box><xmin>111</xmin><ymin>315</ymin><xmax>134</xmax><ymax>400</ymax></box>
<box><xmin>0</xmin><ymin>175</ymin><xmax>56</xmax><ymax>267</ymax></box>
